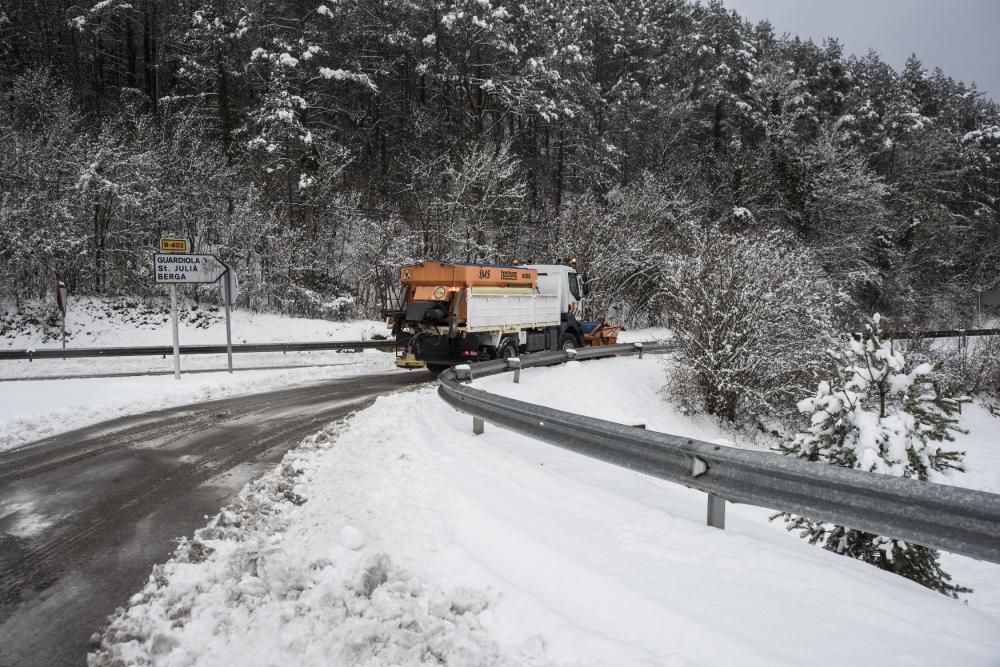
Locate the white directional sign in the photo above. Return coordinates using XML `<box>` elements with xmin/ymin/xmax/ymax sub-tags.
<box><xmin>154</xmin><ymin>253</ymin><xmax>228</xmax><ymax>284</ymax></box>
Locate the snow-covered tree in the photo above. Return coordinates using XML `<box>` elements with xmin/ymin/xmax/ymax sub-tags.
<box><xmin>662</xmin><ymin>226</ymin><xmax>835</xmax><ymax>423</ymax></box>
<box><xmin>404</xmin><ymin>141</ymin><xmax>526</xmax><ymax>263</ymax></box>
<box><xmin>778</xmin><ymin>313</ymin><xmax>969</xmax><ymax>596</ymax></box>
<box><xmin>540</xmin><ymin>174</ymin><xmax>707</xmax><ymax>326</ymax></box>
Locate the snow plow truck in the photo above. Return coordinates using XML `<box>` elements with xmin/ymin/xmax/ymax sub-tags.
<box><xmin>386</xmin><ymin>261</ymin><xmax>620</xmax><ymax>373</ymax></box>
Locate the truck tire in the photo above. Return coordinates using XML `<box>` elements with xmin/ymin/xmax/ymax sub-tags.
<box><xmin>559</xmin><ymin>333</ymin><xmax>577</xmax><ymax>350</ymax></box>
<box><xmin>427</xmin><ymin>363</ymin><xmax>450</xmax><ymax>376</ymax></box>
<box><xmin>496</xmin><ymin>337</ymin><xmax>518</xmax><ymax>359</ymax></box>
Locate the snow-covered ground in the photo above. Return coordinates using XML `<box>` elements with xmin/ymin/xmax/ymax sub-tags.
<box><xmin>616</xmin><ymin>326</ymin><xmax>671</xmax><ymax>344</ymax></box>
<box><xmin>0</xmin><ymin>351</ymin><xmax>395</xmax><ymax>452</ymax></box>
<box><xmin>90</xmin><ymin>356</ymin><xmax>1000</xmax><ymax>666</ymax></box>
<box><xmin>1</xmin><ymin>299</ymin><xmax>390</xmax><ymax>380</ymax></box>
<box><xmin>0</xmin><ymin>348</ymin><xmax>390</xmax><ymax>381</ymax></box>
<box><xmin>1</xmin><ymin>296</ymin><xmax>389</xmax><ymax>349</ymax></box>
<box><xmin>0</xmin><ymin>298</ymin><xmax>400</xmax><ymax>449</ymax></box>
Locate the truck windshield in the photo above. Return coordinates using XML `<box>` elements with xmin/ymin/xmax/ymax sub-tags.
<box><xmin>568</xmin><ymin>273</ymin><xmax>581</xmax><ymax>300</ymax></box>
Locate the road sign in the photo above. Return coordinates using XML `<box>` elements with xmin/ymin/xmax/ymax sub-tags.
<box><xmin>154</xmin><ymin>253</ymin><xmax>228</xmax><ymax>284</ymax></box>
<box><xmin>153</xmin><ymin>251</ymin><xmax>237</xmax><ymax>377</ymax></box>
<box><xmin>160</xmin><ymin>238</ymin><xmax>190</xmax><ymax>253</ymax></box>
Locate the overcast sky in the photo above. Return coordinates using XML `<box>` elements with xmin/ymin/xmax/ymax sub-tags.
<box><xmin>720</xmin><ymin>0</ymin><xmax>1000</xmax><ymax>101</ymax></box>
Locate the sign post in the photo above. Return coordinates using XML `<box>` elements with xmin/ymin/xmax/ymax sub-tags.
<box><xmin>223</xmin><ymin>271</ymin><xmax>233</xmax><ymax>373</ymax></box>
<box><xmin>220</xmin><ymin>270</ymin><xmax>238</xmax><ymax>373</ymax></box>
<box><xmin>154</xmin><ymin>242</ymin><xmax>235</xmax><ymax>377</ymax></box>
<box><xmin>56</xmin><ymin>280</ymin><xmax>69</xmax><ymax>351</ymax></box>
<box><xmin>170</xmin><ymin>284</ymin><xmax>181</xmax><ymax>379</ymax></box>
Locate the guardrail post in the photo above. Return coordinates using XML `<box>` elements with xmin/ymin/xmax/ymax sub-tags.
<box><xmin>473</xmin><ymin>416</ymin><xmax>485</xmax><ymax>435</ymax></box>
<box><xmin>707</xmin><ymin>493</ymin><xmax>726</xmax><ymax>530</ymax></box>
<box><xmin>454</xmin><ymin>365</ymin><xmax>473</xmax><ymax>383</ymax></box>
<box><xmin>507</xmin><ymin>357</ymin><xmax>521</xmax><ymax>383</ymax></box>
<box><xmin>633</xmin><ymin>342</ymin><xmax>643</xmax><ymax>359</ymax></box>
<box><xmin>565</xmin><ymin>348</ymin><xmax>578</xmax><ymax>360</ymax></box>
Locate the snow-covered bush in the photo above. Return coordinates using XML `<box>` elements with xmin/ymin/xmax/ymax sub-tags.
<box><xmin>777</xmin><ymin>313</ymin><xmax>970</xmax><ymax>596</ymax></box>
<box><xmin>891</xmin><ymin>334</ymin><xmax>1000</xmax><ymax>416</ymax></box>
<box><xmin>661</xmin><ymin>226</ymin><xmax>835</xmax><ymax>424</ymax></box>
<box><xmin>281</xmin><ymin>285</ymin><xmax>355</xmax><ymax>320</ymax></box>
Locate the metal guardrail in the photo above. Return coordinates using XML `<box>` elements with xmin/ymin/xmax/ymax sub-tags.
<box><xmin>437</xmin><ymin>343</ymin><xmax>1000</xmax><ymax>565</ymax></box>
<box><xmin>0</xmin><ymin>339</ymin><xmax>396</xmax><ymax>361</ymax></box>
<box><xmin>3</xmin><ymin>327</ymin><xmax>994</xmax><ymax>361</ymax></box>
<box><xmin>886</xmin><ymin>328</ymin><xmax>1000</xmax><ymax>340</ymax></box>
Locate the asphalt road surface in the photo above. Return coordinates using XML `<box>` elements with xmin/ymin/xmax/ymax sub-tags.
<box><xmin>0</xmin><ymin>370</ymin><xmax>428</xmax><ymax>667</ymax></box>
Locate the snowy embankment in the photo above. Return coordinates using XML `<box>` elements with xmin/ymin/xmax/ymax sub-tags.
<box><xmin>0</xmin><ymin>297</ymin><xmax>395</xmax><ymax>450</ymax></box>
<box><xmin>91</xmin><ymin>356</ymin><xmax>1000</xmax><ymax>667</ymax></box>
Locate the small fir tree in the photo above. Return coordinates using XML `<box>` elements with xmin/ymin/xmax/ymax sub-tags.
<box><xmin>777</xmin><ymin>313</ymin><xmax>970</xmax><ymax>597</ymax></box>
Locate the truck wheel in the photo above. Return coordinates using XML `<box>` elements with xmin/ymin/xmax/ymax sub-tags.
<box><xmin>559</xmin><ymin>333</ymin><xmax>576</xmax><ymax>350</ymax></box>
<box><xmin>427</xmin><ymin>364</ymin><xmax>449</xmax><ymax>376</ymax></box>
<box><xmin>497</xmin><ymin>338</ymin><xmax>518</xmax><ymax>359</ymax></box>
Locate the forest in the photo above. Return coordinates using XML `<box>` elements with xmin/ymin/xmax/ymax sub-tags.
<box><xmin>1</xmin><ymin>0</ymin><xmax>996</xmax><ymax>325</ymax></box>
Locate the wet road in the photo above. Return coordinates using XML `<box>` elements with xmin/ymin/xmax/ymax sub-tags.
<box><xmin>0</xmin><ymin>370</ymin><xmax>428</xmax><ymax>666</ymax></box>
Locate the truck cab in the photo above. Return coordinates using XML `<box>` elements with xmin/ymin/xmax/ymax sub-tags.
<box><xmin>524</xmin><ymin>264</ymin><xmax>585</xmax><ymax>320</ymax></box>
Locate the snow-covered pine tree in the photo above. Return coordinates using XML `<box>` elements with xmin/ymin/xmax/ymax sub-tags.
<box><xmin>778</xmin><ymin>313</ymin><xmax>969</xmax><ymax>597</ymax></box>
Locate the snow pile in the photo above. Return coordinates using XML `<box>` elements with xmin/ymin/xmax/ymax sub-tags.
<box><xmin>89</xmin><ymin>357</ymin><xmax>1000</xmax><ymax>666</ymax></box>
<box><xmin>90</xmin><ymin>422</ymin><xmax>548</xmax><ymax>667</ymax></box>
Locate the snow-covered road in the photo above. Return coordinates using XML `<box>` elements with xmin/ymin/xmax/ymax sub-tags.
<box><xmin>90</xmin><ymin>356</ymin><xmax>1000</xmax><ymax>666</ymax></box>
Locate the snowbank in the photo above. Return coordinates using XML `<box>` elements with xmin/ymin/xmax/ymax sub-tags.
<box><xmin>90</xmin><ymin>357</ymin><xmax>1000</xmax><ymax>666</ymax></box>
